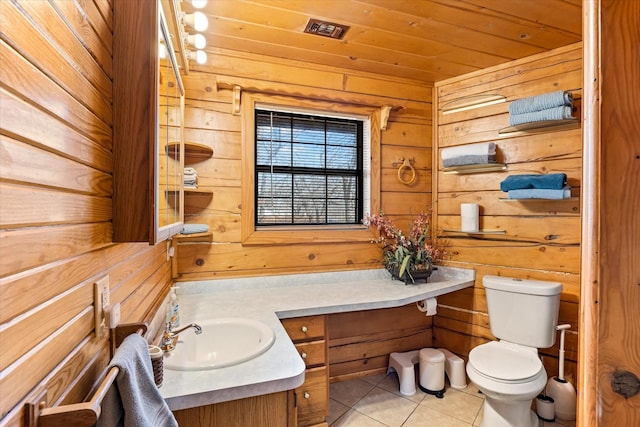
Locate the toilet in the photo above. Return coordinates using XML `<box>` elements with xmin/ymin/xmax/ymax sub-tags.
<box><xmin>466</xmin><ymin>276</ymin><xmax>562</xmax><ymax>427</ymax></box>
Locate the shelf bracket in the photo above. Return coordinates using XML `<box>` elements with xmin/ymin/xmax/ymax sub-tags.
<box><xmin>380</xmin><ymin>105</ymin><xmax>392</xmax><ymax>130</ymax></box>
<box><xmin>232</xmin><ymin>85</ymin><xmax>242</xmax><ymax>115</ymax></box>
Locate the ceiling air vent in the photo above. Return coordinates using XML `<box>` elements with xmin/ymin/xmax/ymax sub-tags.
<box><xmin>304</xmin><ymin>19</ymin><xmax>349</xmax><ymax>39</ymax></box>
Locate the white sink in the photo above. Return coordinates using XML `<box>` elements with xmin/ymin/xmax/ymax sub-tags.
<box><xmin>164</xmin><ymin>318</ymin><xmax>275</xmax><ymax>371</ymax></box>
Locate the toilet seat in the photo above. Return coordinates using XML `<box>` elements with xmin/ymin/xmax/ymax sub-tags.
<box><xmin>469</xmin><ymin>341</ymin><xmax>542</xmax><ymax>383</ymax></box>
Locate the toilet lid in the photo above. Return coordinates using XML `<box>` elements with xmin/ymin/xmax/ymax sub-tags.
<box><xmin>469</xmin><ymin>341</ymin><xmax>542</xmax><ymax>382</ymax></box>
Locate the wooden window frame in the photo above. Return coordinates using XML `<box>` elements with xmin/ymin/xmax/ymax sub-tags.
<box><xmin>241</xmin><ymin>92</ymin><xmax>381</xmax><ymax>245</ymax></box>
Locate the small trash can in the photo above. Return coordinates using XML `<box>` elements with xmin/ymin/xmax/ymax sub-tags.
<box><xmin>418</xmin><ymin>348</ymin><xmax>446</xmax><ymax>398</ymax></box>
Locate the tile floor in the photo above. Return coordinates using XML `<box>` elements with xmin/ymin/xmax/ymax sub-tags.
<box><xmin>327</xmin><ymin>372</ymin><xmax>577</xmax><ymax>427</ymax></box>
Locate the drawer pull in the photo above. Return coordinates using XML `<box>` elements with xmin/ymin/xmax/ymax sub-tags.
<box><xmin>301</xmin><ymin>325</ymin><xmax>308</xmax><ymax>333</ymax></box>
<box><xmin>303</xmin><ymin>392</ymin><xmax>310</xmax><ymax>399</ymax></box>
<box><xmin>300</xmin><ymin>352</ymin><xmax>307</xmax><ymax>359</ymax></box>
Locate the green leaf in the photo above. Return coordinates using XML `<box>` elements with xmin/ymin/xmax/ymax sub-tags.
<box><xmin>399</xmin><ymin>254</ymin><xmax>411</xmax><ymax>277</ymax></box>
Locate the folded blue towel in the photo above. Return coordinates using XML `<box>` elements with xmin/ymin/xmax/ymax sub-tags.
<box><xmin>509</xmin><ymin>106</ymin><xmax>574</xmax><ymax>126</ymax></box>
<box><xmin>509</xmin><ymin>90</ymin><xmax>573</xmax><ymax>115</ymax></box>
<box><xmin>109</xmin><ymin>334</ymin><xmax>178</xmax><ymax>427</ymax></box>
<box><xmin>507</xmin><ymin>186</ymin><xmax>572</xmax><ymax>200</ymax></box>
<box><xmin>500</xmin><ymin>174</ymin><xmax>567</xmax><ymax>192</ymax></box>
<box><xmin>443</xmin><ymin>154</ymin><xmax>496</xmax><ymax>168</ymax></box>
<box><xmin>182</xmin><ymin>223</ymin><xmax>209</xmax><ymax>234</ymax></box>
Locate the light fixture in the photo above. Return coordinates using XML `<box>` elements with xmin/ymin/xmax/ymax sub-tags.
<box><xmin>182</xmin><ymin>11</ymin><xmax>208</xmax><ymax>32</ymax></box>
<box><xmin>441</xmin><ymin>94</ymin><xmax>506</xmax><ymax>115</ymax></box>
<box><xmin>185</xmin><ymin>33</ymin><xmax>207</xmax><ymax>50</ymax></box>
<box><xmin>188</xmin><ymin>50</ymin><xmax>207</xmax><ymax>64</ymax></box>
<box><xmin>188</xmin><ymin>0</ymin><xmax>207</xmax><ymax>8</ymax></box>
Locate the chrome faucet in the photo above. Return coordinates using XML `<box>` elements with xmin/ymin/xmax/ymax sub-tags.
<box><xmin>160</xmin><ymin>322</ymin><xmax>202</xmax><ymax>352</ymax></box>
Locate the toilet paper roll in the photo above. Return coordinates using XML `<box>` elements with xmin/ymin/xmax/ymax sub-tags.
<box><xmin>416</xmin><ymin>298</ymin><xmax>437</xmax><ymax>316</ymax></box>
<box><xmin>460</xmin><ymin>203</ymin><xmax>479</xmax><ymax>232</ymax></box>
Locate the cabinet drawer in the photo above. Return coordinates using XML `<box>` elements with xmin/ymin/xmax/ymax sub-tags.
<box><xmin>295</xmin><ymin>340</ymin><xmax>326</xmax><ymax>368</ymax></box>
<box><xmin>282</xmin><ymin>315</ymin><xmax>325</xmax><ymax>341</ymax></box>
<box><xmin>296</xmin><ymin>366</ymin><xmax>328</xmax><ymax>425</ymax></box>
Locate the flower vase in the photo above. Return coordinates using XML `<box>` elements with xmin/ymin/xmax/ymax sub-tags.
<box><xmin>389</xmin><ymin>265</ymin><xmax>433</xmax><ymax>285</ymax></box>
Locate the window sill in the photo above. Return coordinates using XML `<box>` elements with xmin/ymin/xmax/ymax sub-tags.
<box><xmin>242</xmin><ymin>226</ymin><xmax>373</xmax><ymax>246</ymax></box>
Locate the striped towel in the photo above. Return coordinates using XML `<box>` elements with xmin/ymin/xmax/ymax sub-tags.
<box><xmin>509</xmin><ymin>90</ymin><xmax>573</xmax><ymax>115</ymax></box>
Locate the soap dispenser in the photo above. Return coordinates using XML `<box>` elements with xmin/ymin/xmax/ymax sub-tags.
<box><xmin>166</xmin><ymin>286</ymin><xmax>180</xmax><ymax>329</ymax></box>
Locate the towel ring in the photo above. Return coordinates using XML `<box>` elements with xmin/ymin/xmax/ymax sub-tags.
<box><xmin>397</xmin><ymin>158</ymin><xmax>417</xmax><ymax>185</ymax></box>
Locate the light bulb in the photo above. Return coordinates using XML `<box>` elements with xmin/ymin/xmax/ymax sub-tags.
<box><xmin>190</xmin><ymin>0</ymin><xmax>207</xmax><ymax>8</ymax></box>
<box><xmin>189</xmin><ymin>50</ymin><xmax>207</xmax><ymax>64</ymax></box>
<box><xmin>183</xmin><ymin>11</ymin><xmax>208</xmax><ymax>32</ymax></box>
<box><xmin>186</xmin><ymin>33</ymin><xmax>206</xmax><ymax>50</ymax></box>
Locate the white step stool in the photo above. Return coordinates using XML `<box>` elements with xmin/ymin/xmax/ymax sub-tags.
<box><xmin>387</xmin><ymin>348</ymin><xmax>467</xmax><ymax>396</ymax></box>
<box><xmin>387</xmin><ymin>350</ymin><xmax>420</xmax><ymax>396</ymax></box>
<box><xmin>437</xmin><ymin>347</ymin><xmax>467</xmax><ymax>389</ymax></box>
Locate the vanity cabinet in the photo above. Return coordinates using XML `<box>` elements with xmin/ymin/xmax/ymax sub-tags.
<box><xmin>172</xmin><ymin>390</ymin><xmax>296</xmax><ymax>427</ymax></box>
<box><xmin>281</xmin><ymin>316</ymin><xmax>329</xmax><ymax>427</ymax></box>
<box><xmin>112</xmin><ymin>0</ymin><xmax>184</xmax><ymax>244</ymax></box>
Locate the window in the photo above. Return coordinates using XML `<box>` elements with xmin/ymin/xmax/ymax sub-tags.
<box><xmin>255</xmin><ymin>109</ymin><xmax>365</xmax><ymax>226</ymax></box>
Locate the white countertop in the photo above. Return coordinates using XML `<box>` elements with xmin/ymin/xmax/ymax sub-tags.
<box><xmin>160</xmin><ymin>266</ymin><xmax>475</xmax><ymax>411</ymax></box>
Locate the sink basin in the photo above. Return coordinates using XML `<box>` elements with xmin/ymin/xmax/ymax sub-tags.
<box><xmin>164</xmin><ymin>318</ymin><xmax>275</xmax><ymax>371</ymax></box>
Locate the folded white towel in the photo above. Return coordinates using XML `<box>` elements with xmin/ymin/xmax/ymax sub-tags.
<box><xmin>183</xmin><ymin>167</ymin><xmax>197</xmax><ymax>175</ymax></box>
<box><xmin>441</xmin><ymin>142</ymin><xmax>496</xmax><ymax>161</ymax></box>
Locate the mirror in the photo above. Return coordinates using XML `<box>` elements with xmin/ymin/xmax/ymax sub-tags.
<box><xmin>156</xmin><ymin>9</ymin><xmax>184</xmax><ymax>242</ymax></box>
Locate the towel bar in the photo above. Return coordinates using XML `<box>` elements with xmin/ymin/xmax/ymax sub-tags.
<box><xmin>24</xmin><ymin>322</ymin><xmax>148</xmax><ymax>427</ymax></box>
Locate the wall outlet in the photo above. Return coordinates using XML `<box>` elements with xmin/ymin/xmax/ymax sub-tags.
<box><xmin>105</xmin><ymin>302</ymin><xmax>121</xmax><ymax>329</ymax></box>
<box><xmin>94</xmin><ymin>275</ymin><xmax>110</xmax><ymax>338</ymax></box>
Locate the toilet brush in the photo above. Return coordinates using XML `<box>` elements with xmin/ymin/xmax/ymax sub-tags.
<box><xmin>546</xmin><ymin>324</ymin><xmax>576</xmax><ymax>420</ymax></box>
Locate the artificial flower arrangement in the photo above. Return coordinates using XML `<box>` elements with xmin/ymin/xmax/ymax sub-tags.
<box><xmin>364</xmin><ymin>210</ymin><xmax>441</xmax><ymax>284</ymax></box>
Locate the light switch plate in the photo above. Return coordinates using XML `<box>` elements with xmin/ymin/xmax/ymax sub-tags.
<box><xmin>94</xmin><ymin>276</ymin><xmax>110</xmax><ymax>338</ymax></box>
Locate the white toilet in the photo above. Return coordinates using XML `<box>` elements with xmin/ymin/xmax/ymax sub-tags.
<box><xmin>466</xmin><ymin>276</ymin><xmax>562</xmax><ymax>427</ymax></box>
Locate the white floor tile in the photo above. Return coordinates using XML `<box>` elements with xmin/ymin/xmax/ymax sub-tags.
<box><xmin>330</xmin><ymin>378</ymin><xmax>376</xmax><ymax>407</ymax></box>
<box><xmin>403</xmin><ymin>404</ymin><xmax>473</xmax><ymax>427</ymax></box>
<box><xmin>331</xmin><ymin>409</ymin><xmax>388</xmax><ymax>426</ymax></box>
<box><xmin>419</xmin><ymin>387</ymin><xmax>483</xmax><ymax>424</ymax></box>
<box><xmin>353</xmin><ymin>387</ymin><xmax>418</xmax><ymax>427</ymax></box>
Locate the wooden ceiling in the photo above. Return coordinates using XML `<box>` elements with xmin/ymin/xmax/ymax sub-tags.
<box><xmin>183</xmin><ymin>0</ymin><xmax>582</xmax><ymax>83</ymax></box>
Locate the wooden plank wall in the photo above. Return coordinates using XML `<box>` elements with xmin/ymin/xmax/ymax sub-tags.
<box><xmin>0</xmin><ymin>1</ymin><xmax>172</xmax><ymax>425</ymax></box>
<box><xmin>175</xmin><ymin>47</ymin><xmax>434</xmax><ymax>280</ymax></box>
<box><xmin>432</xmin><ymin>43</ymin><xmax>582</xmax><ymax>386</ymax></box>
<box><xmin>328</xmin><ymin>305</ymin><xmax>433</xmax><ymax>382</ymax></box>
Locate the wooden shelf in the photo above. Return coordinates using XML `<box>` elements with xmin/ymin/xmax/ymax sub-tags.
<box><xmin>184</xmin><ymin>187</ymin><xmax>213</xmax><ymax>195</ymax></box>
<box><xmin>166</xmin><ymin>141</ymin><xmax>213</xmax><ymax>162</ymax></box>
<box><xmin>443</xmin><ymin>229</ymin><xmax>506</xmax><ymax>235</ymax></box>
<box><xmin>499</xmin><ymin>197</ymin><xmax>578</xmax><ymax>202</ymax></box>
<box><xmin>443</xmin><ymin>163</ymin><xmax>507</xmax><ymax>175</ymax></box>
<box><xmin>498</xmin><ymin>119</ymin><xmax>579</xmax><ymax>136</ymax></box>
<box><xmin>173</xmin><ymin>231</ymin><xmax>213</xmax><ymax>241</ymax></box>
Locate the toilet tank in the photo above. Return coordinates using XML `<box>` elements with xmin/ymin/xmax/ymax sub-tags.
<box><xmin>483</xmin><ymin>276</ymin><xmax>562</xmax><ymax>348</ymax></box>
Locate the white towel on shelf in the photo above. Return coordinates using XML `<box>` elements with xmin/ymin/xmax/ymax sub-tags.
<box><xmin>442</xmin><ymin>154</ymin><xmax>496</xmax><ymax>168</ymax></box>
<box><xmin>183</xmin><ymin>167</ymin><xmax>198</xmax><ymax>176</ymax></box>
<box><xmin>441</xmin><ymin>142</ymin><xmax>496</xmax><ymax>161</ymax></box>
